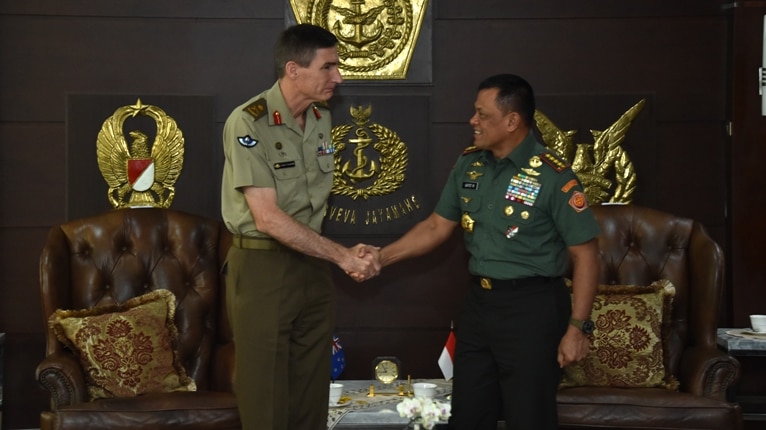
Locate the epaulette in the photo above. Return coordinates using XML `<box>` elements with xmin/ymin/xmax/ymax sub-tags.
<box><xmin>314</xmin><ymin>100</ymin><xmax>330</xmax><ymax>110</ymax></box>
<box><xmin>244</xmin><ymin>99</ymin><xmax>268</xmax><ymax>120</ymax></box>
<box><xmin>462</xmin><ymin>146</ymin><xmax>481</xmax><ymax>155</ymax></box>
<box><xmin>539</xmin><ymin>151</ymin><xmax>570</xmax><ymax>172</ymax></box>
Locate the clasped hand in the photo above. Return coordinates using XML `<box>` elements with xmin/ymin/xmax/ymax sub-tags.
<box><xmin>343</xmin><ymin>244</ymin><xmax>381</xmax><ymax>282</ymax></box>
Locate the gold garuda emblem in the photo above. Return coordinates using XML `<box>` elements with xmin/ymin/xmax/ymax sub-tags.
<box><xmin>96</xmin><ymin>99</ymin><xmax>184</xmax><ymax>209</ymax></box>
<box><xmin>535</xmin><ymin>99</ymin><xmax>645</xmax><ymax>205</ymax></box>
<box><xmin>332</xmin><ymin>104</ymin><xmax>407</xmax><ymax>199</ymax></box>
<box><xmin>289</xmin><ymin>0</ymin><xmax>429</xmax><ymax>79</ymax></box>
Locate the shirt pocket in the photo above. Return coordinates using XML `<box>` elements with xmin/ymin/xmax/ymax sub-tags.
<box><xmin>459</xmin><ymin>194</ymin><xmax>481</xmax><ymax>213</ymax></box>
<box><xmin>317</xmin><ymin>154</ymin><xmax>335</xmax><ymax>173</ymax></box>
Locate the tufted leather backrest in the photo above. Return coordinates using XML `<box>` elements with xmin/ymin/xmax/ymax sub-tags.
<box><xmin>573</xmin><ymin>204</ymin><xmax>725</xmax><ymax>380</ymax></box>
<box><xmin>39</xmin><ymin>208</ymin><xmax>234</xmax><ymax>392</ymax></box>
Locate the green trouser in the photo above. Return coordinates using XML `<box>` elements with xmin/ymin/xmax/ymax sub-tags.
<box><xmin>225</xmin><ymin>245</ymin><xmax>335</xmax><ymax>430</ymax></box>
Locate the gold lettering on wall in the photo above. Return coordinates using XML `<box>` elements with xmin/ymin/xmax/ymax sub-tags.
<box><xmin>326</xmin><ymin>194</ymin><xmax>421</xmax><ymax>225</ymax></box>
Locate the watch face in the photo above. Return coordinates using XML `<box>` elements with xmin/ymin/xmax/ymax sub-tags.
<box><xmin>374</xmin><ymin>359</ymin><xmax>399</xmax><ymax>384</ymax></box>
<box><xmin>582</xmin><ymin>320</ymin><xmax>596</xmax><ymax>335</ymax></box>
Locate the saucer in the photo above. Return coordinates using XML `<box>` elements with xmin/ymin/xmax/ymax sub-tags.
<box><xmin>329</xmin><ymin>399</ymin><xmax>352</xmax><ymax>408</ymax></box>
<box><xmin>726</xmin><ymin>329</ymin><xmax>766</xmax><ymax>338</ymax></box>
<box><xmin>740</xmin><ymin>330</ymin><xmax>766</xmax><ymax>337</ymax></box>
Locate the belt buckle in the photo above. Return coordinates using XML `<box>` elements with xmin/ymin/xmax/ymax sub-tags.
<box><xmin>480</xmin><ymin>277</ymin><xmax>492</xmax><ymax>290</ymax></box>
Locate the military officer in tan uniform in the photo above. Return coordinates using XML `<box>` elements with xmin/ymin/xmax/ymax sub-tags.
<box><xmin>376</xmin><ymin>74</ymin><xmax>600</xmax><ymax>430</ymax></box>
<box><xmin>221</xmin><ymin>24</ymin><xmax>379</xmax><ymax>430</ymax></box>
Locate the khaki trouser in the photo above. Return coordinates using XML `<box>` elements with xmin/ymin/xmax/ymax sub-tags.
<box><xmin>225</xmin><ymin>244</ymin><xmax>335</xmax><ymax>430</ymax></box>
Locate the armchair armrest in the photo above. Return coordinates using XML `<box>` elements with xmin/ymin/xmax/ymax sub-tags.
<box><xmin>36</xmin><ymin>351</ymin><xmax>88</xmax><ymax>408</ymax></box>
<box><xmin>680</xmin><ymin>345</ymin><xmax>740</xmax><ymax>400</ymax></box>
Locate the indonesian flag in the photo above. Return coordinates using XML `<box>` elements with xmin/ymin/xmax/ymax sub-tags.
<box><xmin>438</xmin><ymin>329</ymin><xmax>456</xmax><ymax>380</ymax></box>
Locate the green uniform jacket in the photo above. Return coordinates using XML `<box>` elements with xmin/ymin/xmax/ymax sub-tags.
<box><xmin>221</xmin><ymin>81</ymin><xmax>334</xmax><ymax>237</ymax></box>
<box><xmin>434</xmin><ymin>132</ymin><xmax>600</xmax><ymax>279</ymax></box>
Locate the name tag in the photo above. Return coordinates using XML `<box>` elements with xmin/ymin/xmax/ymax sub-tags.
<box><xmin>274</xmin><ymin>161</ymin><xmax>296</xmax><ymax>169</ymax></box>
<box><xmin>462</xmin><ymin>182</ymin><xmax>478</xmax><ymax>190</ymax></box>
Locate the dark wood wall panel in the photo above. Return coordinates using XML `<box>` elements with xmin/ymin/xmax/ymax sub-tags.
<box><xmin>0</xmin><ymin>0</ymin><xmax>282</xmax><ymax>18</ymax></box>
<box><xmin>435</xmin><ymin>0</ymin><xmax>723</xmax><ymax>19</ymax></box>
<box><xmin>0</xmin><ymin>229</ymin><xmax>51</xmax><ymax>430</ymax></box>
<box><xmin>0</xmin><ymin>1</ymin><xmax>743</xmax><ymax>428</ymax></box>
<box><xmin>0</xmin><ymin>124</ymin><xmax>66</xmax><ymax>227</ymax></box>
<box><xmin>728</xmin><ymin>2</ymin><xmax>766</xmax><ymax>327</ymax></box>
<box><xmin>0</xmin><ymin>16</ymin><xmax>283</xmax><ymax>123</ymax></box>
<box><xmin>0</xmin><ymin>228</ymin><xmax>49</xmax><ymax>333</ymax></box>
<box><xmin>432</xmin><ymin>18</ymin><xmax>727</xmax><ymax>123</ymax></box>
<box><xmin>654</xmin><ymin>122</ymin><xmax>727</xmax><ymax>232</ymax></box>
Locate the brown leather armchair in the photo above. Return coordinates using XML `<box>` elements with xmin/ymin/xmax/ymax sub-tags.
<box><xmin>36</xmin><ymin>208</ymin><xmax>240</xmax><ymax>430</ymax></box>
<box><xmin>557</xmin><ymin>204</ymin><xmax>743</xmax><ymax>430</ymax></box>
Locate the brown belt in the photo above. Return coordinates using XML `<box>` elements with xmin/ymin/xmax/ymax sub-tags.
<box><xmin>232</xmin><ymin>235</ymin><xmax>286</xmax><ymax>251</ymax></box>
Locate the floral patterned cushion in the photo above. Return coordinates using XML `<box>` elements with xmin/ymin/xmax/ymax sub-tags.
<box><xmin>560</xmin><ymin>279</ymin><xmax>679</xmax><ymax>390</ymax></box>
<box><xmin>49</xmin><ymin>289</ymin><xmax>196</xmax><ymax>400</ymax></box>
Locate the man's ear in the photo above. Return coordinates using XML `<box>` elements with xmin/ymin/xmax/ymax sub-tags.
<box><xmin>506</xmin><ymin>112</ymin><xmax>521</xmax><ymax>132</ymax></box>
<box><xmin>285</xmin><ymin>61</ymin><xmax>299</xmax><ymax>79</ymax></box>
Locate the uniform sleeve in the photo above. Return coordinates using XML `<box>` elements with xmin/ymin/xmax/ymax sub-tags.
<box><xmin>223</xmin><ymin>112</ymin><xmax>275</xmax><ymax>190</ymax></box>
<box><xmin>550</xmin><ymin>170</ymin><xmax>600</xmax><ymax>246</ymax></box>
<box><xmin>433</xmin><ymin>157</ymin><xmax>463</xmax><ymax>222</ymax></box>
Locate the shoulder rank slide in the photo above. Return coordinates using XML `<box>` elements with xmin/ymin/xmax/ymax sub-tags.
<box><xmin>244</xmin><ymin>99</ymin><xmax>267</xmax><ymax>120</ymax></box>
<box><xmin>540</xmin><ymin>152</ymin><xmax>569</xmax><ymax>172</ymax></box>
<box><xmin>462</xmin><ymin>146</ymin><xmax>481</xmax><ymax>156</ymax></box>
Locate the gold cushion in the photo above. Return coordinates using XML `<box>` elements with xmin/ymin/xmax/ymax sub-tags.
<box><xmin>49</xmin><ymin>289</ymin><xmax>196</xmax><ymax>400</ymax></box>
<box><xmin>560</xmin><ymin>279</ymin><xmax>679</xmax><ymax>389</ymax></box>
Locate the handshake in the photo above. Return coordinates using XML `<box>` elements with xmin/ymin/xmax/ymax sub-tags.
<box><xmin>343</xmin><ymin>243</ymin><xmax>383</xmax><ymax>282</ymax></box>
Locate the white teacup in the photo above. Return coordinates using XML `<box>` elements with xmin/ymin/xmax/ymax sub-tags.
<box><xmin>329</xmin><ymin>383</ymin><xmax>343</xmax><ymax>405</ymax></box>
<box><xmin>750</xmin><ymin>314</ymin><xmax>766</xmax><ymax>333</ymax></box>
<box><xmin>413</xmin><ymin>382</ymin><xmax>437</xmax><ymax>399</ymax></box>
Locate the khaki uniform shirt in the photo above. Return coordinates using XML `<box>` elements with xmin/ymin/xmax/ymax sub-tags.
<box><xmin>434</xmin><ymin>132</ymin><xmax>600</xmax><ymax>279</ymax></box>
<box><xmin>221</xmin><ymin>81</ymin><xmax>335</xmax><ymax>237</ymax></box>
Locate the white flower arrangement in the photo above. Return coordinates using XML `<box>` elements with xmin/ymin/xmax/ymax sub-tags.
<box><xmin>396</xmin><ymin>396</ymin><xmax>451</xmax><ymax>429</ymax></box>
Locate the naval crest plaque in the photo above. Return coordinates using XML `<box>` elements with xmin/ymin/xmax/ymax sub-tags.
<box><xmin>289</xmin><ymin>0</ymin><xmax>429</xmax><ymax>80</ymax></box>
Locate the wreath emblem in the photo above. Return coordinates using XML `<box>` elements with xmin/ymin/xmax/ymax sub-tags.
<box><xmin>332</xmin><ymin>105</ymin><xmax>407</xmax><ymax>200</ymax></box>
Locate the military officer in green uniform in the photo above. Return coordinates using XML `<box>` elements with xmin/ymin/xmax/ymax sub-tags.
<box><xmin>220</xmin><ymin>24</ymin><xmax>379</xmax><ymax>430</ymax></box>
<box><xmin>377</xmin><ymin>74</ymin><xmax>600</xmax><ymax>429</ymax></box>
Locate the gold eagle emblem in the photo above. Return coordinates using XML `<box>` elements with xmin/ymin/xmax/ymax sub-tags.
<box><xmin>96</xmin><ymin>99</ymin><xmax>184</xmax><ymax>208</ymax></box>
<box><xmin>535</xmin><ymin>99</ymin><xmax>645</xmax><ymax>205</ymax></box>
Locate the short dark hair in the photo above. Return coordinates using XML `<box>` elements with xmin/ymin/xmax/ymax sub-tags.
<box><xmin>477</xmin><ymin>74</ymin><xmax>536</xmax><ymax>127</ymax></box>
<box><xmin>274</xmin><ymin>24</ymin><xmax>339</xmax><ymax>78</ymax></box>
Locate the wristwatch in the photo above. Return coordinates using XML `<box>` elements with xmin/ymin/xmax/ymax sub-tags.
<box><xmin>569</xmin><ymin>317</ymin><xmax>595</xmax><ymax>335</ymax></box>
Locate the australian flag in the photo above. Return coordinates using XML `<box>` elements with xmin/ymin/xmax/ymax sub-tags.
<box><xmin>331</xmin><ymin>334</ymin><xmax>346</xmax><ymax>381</ymax></box>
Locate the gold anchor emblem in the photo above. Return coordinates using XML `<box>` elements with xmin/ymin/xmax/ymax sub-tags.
<box><xmin>331</xmin><ymin>1</ymin><xmax>385</xmax><ymax>49</ymax></box>
<box><xmin>332</xmin><ymin>104</ymin><xmax>407</xmax><ymax>200</ymax></box>
<box><xmin>342</xmin><ymin>127</ymin><xmax>378</xmax><ymax>183</ymax></box>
